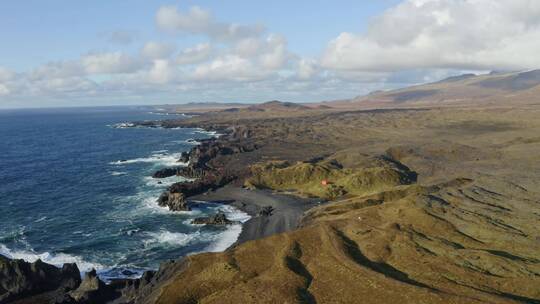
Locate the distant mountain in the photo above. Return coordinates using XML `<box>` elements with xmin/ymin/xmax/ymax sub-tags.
<box><xmin>351</xmin><ymin>69</ymin><xmax>540</xmax><ymax>107</ymax></box>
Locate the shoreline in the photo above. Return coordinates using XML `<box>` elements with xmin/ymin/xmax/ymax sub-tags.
<box><xmin>190</xmin><ymin>185</ymin><xmax>321</xmax><ymax>246</ymax></box>
<box><xmin>0</xmin><ymin>114</ymin><xmax>328</xmax><ymax>303</ymax></box>
<box><xmin>146</xmin><ymin>119</ymin><xmax>323</xmax><ymax>247</ymax></box>
<box><xmin>150</xmin><ymin>120</ymin><xmax>319</xmax><ymax>248</ymax></box>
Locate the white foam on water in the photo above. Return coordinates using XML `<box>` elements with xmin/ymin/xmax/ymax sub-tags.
<box><xmin>109</xmin><ymin>122</ymin><xmax>136</xmax><ymax>129</ymax></box>
<box><xmin>144</xmin><ymin>231</ymin><xmax>201</xmax><ymax>247</ymax></box>
<box><xmin>0</xmin><ymin>244</ymin><xmax>104</xmax><ymax>273</ymax></box>
<box><xmin>110</xmin><ymin>171</ymin><xmax>127</xmax><ymax>176</ymax></box>
<box><xmin>204</xmin><ymin>224</ymin><xmax>243</xmax><ymax>253</ymax></box>
<box><xmin>109</xmin><ymin>152</ymin><xmax>188</xmax><ymax>167</ymax></box>
<box><xmin>204</xmin><ymin>204</ymin><xmax>251</xmax><ymax>252</ymax></box>
<box><xmin>192</xmin><ymin>128</ymin><xmax>222</xmax><ymax>138</ymax></box>
<box><xmin>125</xmin><ymin>191</ymin><xmax>202</xmax><ymax>217</ymax></box>
<box><xmin>144</xmin><ymin>175</ymin><xmax>194</xmax><ymax>188</ymax></box>
<box><xmin>181</xmin><ymin>203</ymin><xmax>251</xmax><ymax>252</ymax></box>
<box><xmin>218</xmin><ymin>205</ymin><xmax>251</xmax><ymax>223</ymax></box>
<box><xmin>148</xmin><ymin>112</ymin><xmax>190</xmax><ymax>117</ymax></box>
<box><xmin>34</xmin><ymin>216</ymin><xmax>48</xmax><ymax>223</ymax></box>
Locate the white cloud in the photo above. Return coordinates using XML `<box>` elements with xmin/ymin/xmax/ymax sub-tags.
<box><xmin>29</xmin><ymin>61</ymin><xmax>83</xmax><ymax>80</ymax></box>
<box><xmin>148</xmin><ymin>59</ymin><xmax>173</xmax><ymax>84</ymax></box>
<box><xmin>0</xmin><ymin>67</ymin><xmax>15</xmax><ymax>82</ymax></box>
<box><xmin>38</xmin><ymin>77</ymin><xmax>96</xmax><ymax>93</ymax></box>
<box><xmin>234</xmin><ymin>38</ymin><xmax>262</xmax><ymax>58</ymax></box>
<box><xmin>0</xmin><ymin>84</ymin><xmax>10</xmax><ymax>96</ymax></box>
<box><xmin>259</xmin><ymin>35</ymin><xmax>288</xmax><ymax>69</ymax></box>
<box><xmin>176</xmin><ymin>43</ymin><xmax>213</xmax><ymax>65</ymax></box>
<box><xmin>297</xmin><ymin>59</ymin><xmax>318</xmax><ymax>80</ymax></box>
<box><xmin>141</xmin><ymin>42</ymin><xmax>176</xmax><ymax>59</ymax></box>
<box><xmin>193</xmin><ymin>55</ymin><xmax>263</xmax><ymax>81</ymax></box>
<box><xmin>322</xmin><ymin>0</ymin><xmax>540</xmax><ymax>72</ymax></box>
<box><xmin>11</xmin><ymin>1</ymin><xmax>540</xmax><ymax>107</ymax></box>
<box><xmin>82</xmin><ymin>52</ymin><xmax>141</xmax><ymax>74</ymax></box>
<box><xmin>156</xmin><ymin>5</ymin><xmax>265</xmax><ymax>42</ymax></box>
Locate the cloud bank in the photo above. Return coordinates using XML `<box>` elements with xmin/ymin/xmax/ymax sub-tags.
<box><xmin>2</xmin><ymin>1</ymin><xmax>540</xmax><ymax>107</ymax></box>
<box><xmin>322</xmin><ymin>0</ymin><xmax>540</xmax><ymax>72</ymax></box>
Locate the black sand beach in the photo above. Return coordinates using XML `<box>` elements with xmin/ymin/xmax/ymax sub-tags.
<box><xmin>191</xmin><ymin>185</ymin><xmax>321</xmax><ymax>245</ymax></box>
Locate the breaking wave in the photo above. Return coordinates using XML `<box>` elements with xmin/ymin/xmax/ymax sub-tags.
<box><xmin>109</xmin><ymin>151</ymin><xmax>188</xmax><ymax>167</ymax></box>
<box><xmin>0</xmin><ymin>244</ymin><xmax>104</xmax><ymax>273</ymax></box>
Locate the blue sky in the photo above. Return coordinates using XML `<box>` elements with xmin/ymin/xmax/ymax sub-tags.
<box><xmin>0</xmin><ymin>0</ymin><xmax>539</xmax><ymax>108</ymax></box>
<box><xmin>0</xmin><ymin>1</ymin><xmax>399</xmax><ymax>70</ymax></box>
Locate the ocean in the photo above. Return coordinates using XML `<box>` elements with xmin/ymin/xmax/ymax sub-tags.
<box><xmin>0</xmin><ymin>106</ymin><xmax>249</xmax><ymax>281</ymax></box>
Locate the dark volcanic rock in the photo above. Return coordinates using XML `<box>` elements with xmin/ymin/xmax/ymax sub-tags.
<box><xmin>158</xmin><ymin>192</ymin><xmax>190</xmax><ymax>211</ymax></box>
<box><xmin>157</xmin><ymin>169</ymin><xmax>236</xmax><ymax>212</ymax></box>
<box><xmin>187</xmin><ymin>140</ymin><xmax>258</xmax><ymax>169</ymax></box>
<box><xmin>67</xmin><ymin>269</ymin><xmax>117</xmax><ymax>304</ymax></box>
<box><xmin>152</xmin><ymin>167</ymin><xmax>179</xmax><ymax>178</ymax></box>
<box><xmin>153</xmin><ymin>125</ymin><xmax>259</xmax><ymax>214</ymax></box>
<box><xmin>0</xmin><ymin>255</ymin><xmax>81</xmax><ymax>304</ymax></box>
<box><xmin>258</xmin><ymin>206</ymin><xmax>274</xmax><ymax>217</ymax></box>
<box><xmin>192</xmin><ymin>212</ymin><xmax>238</xmax><ymax>225</ymax></box>
<box><xmin>176</xmin><ymin>166</ymin><xmax>206</xmax><ymax>179</ymax></box>
<box><xmin>178</xmin><ymin>151</ymin><xmax>190</xmax><ymax>163</ymax></box>
<box><xmin>113</xmin><ymin>270</ymin><xmax>156</xmax><ymax>302</ymax></box>
<box><xmin>152</xmin><ymin>166</ymin><xmax>205</xmax><ymax>179</ymax></box>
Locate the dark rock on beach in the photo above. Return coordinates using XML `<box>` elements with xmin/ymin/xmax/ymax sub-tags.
<box><xmin>191</xmin><ymin>212</ymin><xmax>238</xmax><ymax>225</ymax></box>
<box><xmin>258</xmin><ymin>206</ymin><xmax>274</xmax><ymax>217</ymax></box>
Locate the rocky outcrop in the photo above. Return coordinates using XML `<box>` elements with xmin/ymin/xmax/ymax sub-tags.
<box><xmin>157</xmin><ymin>171</ymin><xmax>235</xmax><ymax>212</ymax></box>
<box><xmin>152</xmin><ymin>166</ymin><xmax>206</xmax><ymax>179</ymax></box>
<box><xmin>0</xmin><ymin>255</ymin><xmax>81</xmax><ymax>304</ymax></box>
<box><xmin>191</xmin><ymin>212</ymin><xmax>238</xmax><ymax>225</ymax></box>
<box><xmin>110</xmin><ymin>270</ymin><xmax>156</xmax><ymax>304</ymax></box>
<box><xmin>157</xmin><ymin>192</ymin><xmax>189</xmax><ymax>211</ymax></box>
<box><xmin>66</xmin><ymin>269</ymin><xmax>117</xmax><ymax>304</ymax></box>
<box><xmin>154</xmin><ymin>127</ymin><xmax>258</xmax><ymax>211</ymax></box>
<box><xmin>178</xmin><ymin>151</ymin><xmax>190</xmax><ymax>163</ymax></box>
<box><xmin>186</xmin><ymin>140</ymin><xmax>258</xmax><ymax>169</ymax></box>
<box><xmin>152</xmin><ymin>168</ymin><xmax>178</xmax><ymax>178</ymax></box>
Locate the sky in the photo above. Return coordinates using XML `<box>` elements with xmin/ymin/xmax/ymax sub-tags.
<box><xmin>1</xmin><ymin>0</ymin><xmax>540</xmax><ymax>108</ymax></box>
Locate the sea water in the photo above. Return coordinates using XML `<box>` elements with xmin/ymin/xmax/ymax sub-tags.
<box><xmin>0</xmin><ymin>106</ymin><xmax>249</xmax><ymax>281</ymax></box>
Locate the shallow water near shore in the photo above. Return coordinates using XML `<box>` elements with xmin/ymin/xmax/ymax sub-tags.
<box><xmin>0</xmin><ymin>106</ymin><xmax>249</xmax><ymax>281</ymax></box>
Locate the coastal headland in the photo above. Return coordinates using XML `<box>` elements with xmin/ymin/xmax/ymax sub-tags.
<box><xmin>3</xmin><ymin>71</ymin><xmax>540</xmax><ymax>303</ymax></box>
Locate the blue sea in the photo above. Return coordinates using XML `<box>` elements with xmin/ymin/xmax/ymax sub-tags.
<box><xmin>0</xmin><ymin>106</ymin><xmax>249</xmax><ymax>281</ymax></box>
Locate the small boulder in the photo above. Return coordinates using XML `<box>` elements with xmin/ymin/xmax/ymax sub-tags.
<box><xmin>258</xmin><ymin>206</ymin><xmax>274</xmax><ymax>217</ymax></box>
<box><xmin>192</xmin><ymin>212</ymin><xmax>238</xmax><ymax>225</ymax></box>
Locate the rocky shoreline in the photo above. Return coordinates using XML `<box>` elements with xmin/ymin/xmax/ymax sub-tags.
<box><xmin>150</xmin><ymin>123</ymin><xmax>258</xmax><ymax>212</ymax></box>
<box><xmin>0</xmin><ymin>120</ymin><xmax>282</xmax><ymax>304</ymax></box>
